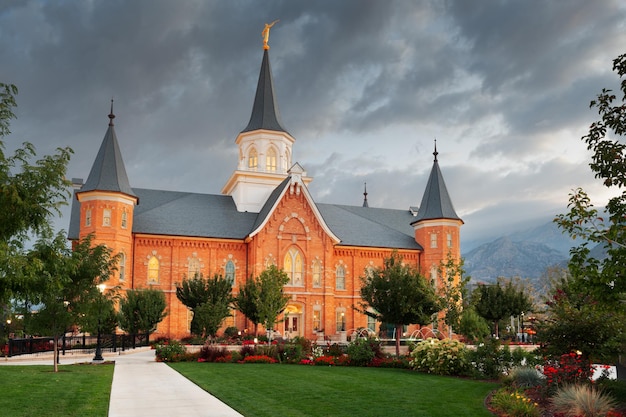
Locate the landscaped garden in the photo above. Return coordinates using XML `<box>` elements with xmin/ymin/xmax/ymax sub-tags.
<box><xmin>157</xmin><ymin>336</ymin><xmax>626</xmax><ymax>417</ymax></box>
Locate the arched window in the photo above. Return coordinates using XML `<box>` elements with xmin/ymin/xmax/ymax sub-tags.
<box><xmin>248</xmin><ymin>148</ymin><xmax>258</xmax><ymax>170</ymax></box>
<box><xmin>225</xmin><ymin>261</ymin><xmax>235</xmax><ymax>286</ymax></box>
<box><xmin>312</xmin><ymin>260</ymin><xmax>321</xmax><ymax>288</ymax></box>
<box><xmin>188</xmin><ymin>256</ymin><xmax>200</xmax><ymax>278</ymax></box>
<box><xmin>119</xmin><ymin>252</ymin><xmax>126</xmax><ymax>282</ymax></box>
<box><xmin>266</xmin><ymin>147</ymin><xmax>277</xmax><ymax>172</ymax></box>
<box><xmin>284</xmin><ymin>247</ymin><xmax>303</xmax><ymax>286</ymax></box>
<box><xmin>148</xmin><ymin>256</ymin><xmax>159</xmax><ymax>283</ymax></box>
<box><xmin>336</xmin><ymin>265</ymin><xmax>345</xmax><ymax>290</ymax></box>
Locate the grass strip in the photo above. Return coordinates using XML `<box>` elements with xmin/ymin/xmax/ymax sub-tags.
<box><xmin>0</xmin><ymin>364</ymin><xmax>114</xmax><ymax>417</ymax></box>
<box><xmin>171</xmin><ymin>363</ymin><xmax>498</xmax><ymax>417</ymax></box>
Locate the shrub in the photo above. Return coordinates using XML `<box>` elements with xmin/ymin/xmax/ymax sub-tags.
<box><xmin>490</xmin><ymin>388</ymin><xmax>540</xmax><ymax>417</ymax></box>
<box><xmin>291</xmin><ymin>336</ymin><xmax>313</xmax><ymax>356</ymax></box>
<box><xmin>551</xmin><ymin>384</ymin><xmax>617</xmax><ymax>417</ymax></box>
<box><xmin>198</xmin><ymin>345</ymin><xmax>231</xmax><ymax>362</ymax></box>
<box><xmin>325</xmin><ymin>343</ymin><xmax>345</xmax><ymax>357</ymax></box>
<box><xmin>155</xmin><ymin>340</ymin><xmax>187</xmax><ymax>362</ymax></box>
<box><xmin>508</xmin><ymin>366</ymin><xmax>545</xmax><ymax>389</ymax></box>
<box><xmin>511</xmin><ymin>346</ymin><xmax>542</xmax><ymax>367</ymax></box>
<box><xmin>468</xmin><ymin>338</ymin><xmax>514</xmax><ymax>379</ymax></box>
<box><xmin>409</xmin><ymin>338</ymin><xmax>470</xmax><ymax>376</ymax></box>
<box><xmin>369</xmin><ymin>356</ymin><xmax>410</xmax><ymax>369</ymax></box>
<box><xmin>239</xmin><ymin>344</ymin><xmax>255</xmax><ymax>359</ymax></box>
<box><xmin>346</xmin><ymin>338</ymin><xmax>378</xmax><ymax>367</ymax></box>
<box><xmin>255</xmin><ymin>344</ymin><xmax>279</xmax><ymax>361</ymax></box>
<box><xmin>543</xmin><ymin>352</ymin><xmax>593</xmax><ymax>394</ymax></box>
<box><xmin>279</xmin><ymin>343</ymin><xmax>304</xmax><ymax>364</ymax></box>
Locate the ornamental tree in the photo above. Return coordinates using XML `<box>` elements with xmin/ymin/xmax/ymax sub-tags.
<box><xmin>358</xmin><ymin>251</ymin><xmax>441</xmax><ymax>356</ymax></box>
<box><xmin>233</xmin><ymin>276</ymin><xmax>262</xmax><ymax>336</ymax></box>
<box><xmin>255</xmin><ymin>265</ymin><xmax>290</xmax><ymax>341</ymax></box>
<box><xmin>554</xmin><ymin>53</ymin><xmax>626</xmax><ymax>303</ymax></box>
<box><xmin>437</xmin><ymin>253</ymin><xmax>470</xmax><ymax>338</ymax></box>
<box><xmin>118</xmin><ymin>288</ymin><xmax>167</xmax><ymax>342</ymax></box>
<box><xmin>472</xmin><ymin>280</ymin><xmax>532</xmax><ymax>338</ymax></box>
<box><xmin>548</xmin><ymin>53</ymin><xmax>626</xmax><ymax>360</ymax></box>
<box><xmin>25</xmin><ymin>233</ymin><xmax>117</xmax><ymax>372</ymax></box>
<box><xmin>0</xmin><ymin>83</ymin><xmax>72</xmax><ymax>303</ymax></box>
<box><xmin>176</xmin><ymin>273</ymin><xmax>233</xmax><ymax>339</ymax></box>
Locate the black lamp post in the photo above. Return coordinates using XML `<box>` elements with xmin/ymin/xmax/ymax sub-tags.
<box><xmin>93</xmin><ymin>283</ymin><xmax>106</xmax><ymax>362</ymax></box>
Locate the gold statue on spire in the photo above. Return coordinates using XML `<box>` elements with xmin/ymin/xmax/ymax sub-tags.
<box><xmin>262</xmin><ymin>20</ymin><xmax>279</xmax><ymax>50</ymax></box>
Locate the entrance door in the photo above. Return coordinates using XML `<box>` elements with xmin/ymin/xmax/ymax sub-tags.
<box><xmin>284</xmin><ymin>314</ymin><xmax>301</xmax><ymax>339</ymax></box>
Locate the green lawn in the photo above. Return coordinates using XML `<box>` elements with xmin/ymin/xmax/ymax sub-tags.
<box><xmin>171</xmin><ymin>363</ymin><xmax>499</xmax><ymax>417</ymax></box>
<box><xmin>0</xmin><ymin>364</ymin><xmax>113</xmax><ymax>417</ymax></box>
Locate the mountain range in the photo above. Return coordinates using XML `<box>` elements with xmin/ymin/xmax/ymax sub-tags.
<box><xmin>461</xmin><ymin>219</ymin><xmax>576</xmax><ymax>285</ymax></box>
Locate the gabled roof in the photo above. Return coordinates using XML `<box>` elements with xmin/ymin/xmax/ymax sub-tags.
<box><xmin>79</xmin><ymin>108</ymin><xmax>136</xmax><ymax>199</ymax></box>
<box><xmin>241</xmin><ymin>50</ymin><xmax>288</xmax><ymax>134</ymax></box>
<box><xmin>412</xmin><ymin>148</ymin><xmax>462</xmax><ymax>223</ymax></box>
<box><xmin>67</xmin><ymin>183</ymin><xmax>422</xmax><ymax>250</ymax></box>
<box><xmin>248</xmin><ymin>174</ymin><xmax>341</xmax><ymax>244</ymax></box>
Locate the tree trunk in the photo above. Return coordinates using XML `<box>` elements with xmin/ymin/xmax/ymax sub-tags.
<box><xmin>395</xmin><ymin>324</ymin><xmax>402</xmax><ymax>356</ymax></box>
<box><xmin>53</xmin><ymin>335</ymin><xmax>59</xmax><ymax>373</ymax></box>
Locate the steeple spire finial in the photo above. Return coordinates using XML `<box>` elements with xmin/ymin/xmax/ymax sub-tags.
<box><xmin>362</xmin><ymin>182</ymin><xmax>369</xmax><ymax>208</ymax></box>
<box><xmin>433</xmin><ymin>139</ymin><xmax>438</xmax><ymax>162</ymax></box>
<box><xmin>262</xmin><ymin>20</ymin><xmax>279</xmax><ymax>50</ymax></box>
<box><xmin>108</xmin><ymin>99</ymin><xmax>115</xmax><ymax>127</ymax></box>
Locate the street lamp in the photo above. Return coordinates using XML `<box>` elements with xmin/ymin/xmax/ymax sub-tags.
<box><xmin>93</xmin><ymin>283</ymin><xmax>106</xmax><ymax>362</ymax></box>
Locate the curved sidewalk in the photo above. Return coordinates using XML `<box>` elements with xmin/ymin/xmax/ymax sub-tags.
<box><xmin>109</xmin><ymin>349</ymin><xmax>244</xmax><ymax>417</ymax></box>
<box><xmin>1</xmin><ymin>349</ymin><xmax>243</xmax><ymax>417</ymax></box>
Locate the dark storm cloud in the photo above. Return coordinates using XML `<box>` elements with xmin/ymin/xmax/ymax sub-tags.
<box><xmin>1</xmin><ymin>0</ymin><xmax>625</xmax><ymax>247</ymax></box>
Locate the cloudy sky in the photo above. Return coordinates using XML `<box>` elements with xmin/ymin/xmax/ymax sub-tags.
<box><xmin>1</xmin><ymin>0</ymin><xmax>625</xmax><ymax>249</ymax></box>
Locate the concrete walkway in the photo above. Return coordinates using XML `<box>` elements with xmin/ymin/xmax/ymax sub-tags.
<box><xmin>1</xmin><ymin>349</ymin><xmax>244</xmax><ymax>417</ymax></box>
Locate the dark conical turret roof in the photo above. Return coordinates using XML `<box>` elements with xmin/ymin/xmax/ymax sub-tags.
<box><xmin>412</xmin><ymin>145</ymin><xmax>461</xmax><ymax>223</ymax></box>
<box><xmin>241</xmin><ymin>49</ymin><xmax>288</xmax><ymax>134</ymax></box>
<box><xmin>80</xmin><ymin>104</ymin><xmax>136</xmax><ymax>199</ymax></box>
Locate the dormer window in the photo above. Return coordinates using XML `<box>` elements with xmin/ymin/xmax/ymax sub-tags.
<box><xmin>248</xmin><ymin>148</ymin><xmax>258</xmax><ymax>170</ymax></box>
<box><xmin>266</xmin><ymin>147</ymin><xmax>277</xmax><ymax>172</ymax></box>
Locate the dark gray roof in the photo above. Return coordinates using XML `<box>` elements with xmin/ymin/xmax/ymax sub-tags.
<box><xmin>131</xmin><ymin>188</ymin><xmax>257</xmax><ymax>238</ymax></box>
<box><xmin>412</xmin><ymin>156</ymin><xmax>461</xmax><ymax>223</ymax></box>
<box><xmin>80</xmin><ymin>116</ymin><xmax>136</xmax><ymax>199</ymax></box>
<box><xmin>68</xmin><ymin>185</ymin><xmax>422</xmax><ymax>250</ymax></box>
<box><xmin>318</xmin><ymin>204</ymin><xmax>422</xmax><ymax>250</ymax></box>
<box><xmin>241</xmin><ymin>50</ymin><xmax>288</xmax><ymax>134</ymax></box>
